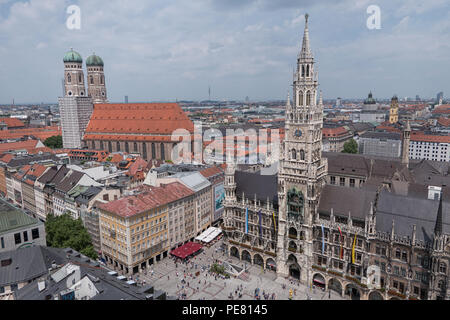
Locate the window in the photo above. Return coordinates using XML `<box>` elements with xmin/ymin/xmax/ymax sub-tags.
<box><xmin>0</xmin><ymin>237</ymin><xmax>4</xmax><ymax>249</ymax></box>
<box><xmin>14</xmin><ymin>233</ymin><xmax>21</xmax><ymax>245</ymax></box>
<box><xmin>330</xmin><ymin>176</ymin><xmax>336</xmax><ymax>185</ymax></box>
<box><xmin>395</xmin><ymin>249</ymin><xmax>401</xmax><ymax>259</ymax></box>
<box><xmin>439</xmin><ymin>263</ymin><xmax>447</xmax><ymax>274</ymax></box>
<box><xmin>160</xmin><ymin>143</ymin><xmax>165</xmax><ymax>160</ymax></box>
<box><xmin>31</xmin><ymin>228</ymin><xmax>39</xmax><ymax>240</ymax></box>
<box><xmin>0</xmin><ymin>286</ymin><xmax>4</xmax><ymax>294</ymax></box>
<box><xmin>349</xmin><ymin>179</ymin><xmax>355</xmax><ymax>188</ymax></box>
<box><xmin>67</xmin><ymin>74</ymin><xmax>71</xmax><ymax>83</ymax></box>
<box><xmin>401</xmin><ymin>251</ymin><xmax>408</xmax><ymax>262</ymax></box>
<box><xmin>23</xmin><ymin>231</ymin><xmax>28</xmax><ymax>242</ymax></box>
<box><xmin>90</xmin><ymin>75</ymin><xmax>94</xmax><ymax>84</ymax></box>
<box><xmin>340</xmin><ymin>177</ymin><xmax>345</xmax><ymax>186</ymax></box>
<box><xmin>300</xmin><ymin>149</ymin><xmax>305</xmax><ymax>160</ymax></box>
<box><xmin>10</xmin><ymin>284</ymin><xmax>18</xmax><ymax>292</ymax></box>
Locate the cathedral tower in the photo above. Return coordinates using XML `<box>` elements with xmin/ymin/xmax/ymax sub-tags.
<box><xmin>86</xmin><ymin>53</ymin><xmax>108</xmax><ymax>103</ymax></box>
<box><xmin>63</xmin><ymin>48</ymin><xmax>86</xmax><ymax>97</ymax></box>
<box><xmin>276</xmin><ymin>14</ymin><xmax>328</xmax><ymax>281</ymax></box>
<box><xmin>59</xmin><ymin>49</ymin><xmax>93</xmax><ymax>149</ymax></box>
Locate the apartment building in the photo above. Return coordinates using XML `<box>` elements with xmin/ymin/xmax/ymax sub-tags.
<box><xmin>97</xmin><ymin>182</ymin><xmax>193</xmax><ymax>275</ymax></box>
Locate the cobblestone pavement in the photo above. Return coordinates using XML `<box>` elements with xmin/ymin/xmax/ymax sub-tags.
<box><xmin>136</xmin><ymin>239</ymin><xmax>346</xmax><ymax>300</ymax></box>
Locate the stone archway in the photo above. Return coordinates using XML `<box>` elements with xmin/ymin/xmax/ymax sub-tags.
<box><xmin>313</xmin><ymin>273</ymin><xmax>326</xmax><ymax>289</ymax></box>
<box><xmin>242</xmin><ymin>250</ymin><xmax>252</xmax><ymax>263</ymax></box>
<box><xmin>253</xmin><ymin>254</ymin><xmax>264</xmax><ymax>267</ymax></box>
<box><xmin>345</xmin><ymin>284</ymin><xmax>361</xmax><ymax>300</ymax></box>
<box><xmin>230</xmin><ymin>246</ymin><xmax>239</xmax><ymax>259</ymax></box>
<box><xmin>287</xmin><ymin>254</ymin><xmax>297</xmax><ymax>264</ymax></box>
<box><xmin>328</xmin><ymin>278</ymin><xmax>343</xmax><ymax>295</ymax></box>
<box><xmin>289</xmin><ymin>264</ymin><xmax>301</xmax><ymax>280</ymax></box>
<box><xmin>266</xmin><ymin>258</ymin><xmax>276</xmax><ymax>271</ymax></box>
<box><xmin>368</xmin><ymin>291</ymin><xmax>384</xmax><ymax>300</ymax></box>
<box><xmin>288</xmin><ymin>227</ymin><xmax>297</xmax><ymax>239</ymax></box>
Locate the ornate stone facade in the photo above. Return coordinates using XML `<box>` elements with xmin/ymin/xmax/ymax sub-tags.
<box><xmin>222</xmin><ymin>15</ymin><xmax>450</xmax><ymax>300</ymax></box>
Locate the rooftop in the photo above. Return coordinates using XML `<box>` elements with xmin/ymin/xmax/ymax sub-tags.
<box><xmin>98</xmin><ymin>182</ymin><xmax>194</xmax><ymax>218</ymax></box>
<box><xmin>0</xmin><ymin>198</ymin><xmax>42</xmax><ymax>235</ymax></box>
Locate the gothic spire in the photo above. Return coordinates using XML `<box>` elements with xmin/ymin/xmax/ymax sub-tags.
<box><xmin>286</xmin><ymin>91</ymin><xmax>291</xmax><ymax>107</ymax></box>
<box><xmin>300</xmin><ymin>13</ymin><xmax>313</xmax><ymax>60</ymax></box>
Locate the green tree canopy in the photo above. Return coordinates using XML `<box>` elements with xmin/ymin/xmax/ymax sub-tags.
<box><xmin>43</xmin><ymin>135</ymin><xmax>63</xmax><ymax>149</ymax></box>
<box><xmin>342</xmin><ymin>138</ymin><xmax>358</xmax><ymax>154</ymax></box>
<box><xmin>45</xmin><ymin>213</ymin><xmax>97</xmax><ymax>260</ymax></box>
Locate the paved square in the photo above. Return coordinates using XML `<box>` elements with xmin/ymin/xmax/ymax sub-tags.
<box><xmin>136</xmin><ymin>239</ymin><xmax>346</xmax><ymax>300</ymax></box>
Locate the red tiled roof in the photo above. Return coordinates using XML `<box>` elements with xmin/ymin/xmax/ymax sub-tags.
<box><xmin>437</xmin><ymin>117</ymin><xmax>450</xmax><ymax>127</ymax></box>
<box><xmin>322</xmin><ymin>126</ymin><xmax>349</xmax><ymax>137</ymax></box>
<box><xmin>0</xmin><ymin>126</ymin><xmax>61</xmax><ymax>141</ymax></box>
<box><xmin>85</xmin><ymin>103</ymin><xmax>194</xmax><ymax>137</ymax></box>
<box><xmin>410</xmin><ymin>132</ymin><xmax>450</xmax><ymax>144</ymax></box>
<box><xmin>98</xmin><ymin>182</ymin><xmax>194</xmax><ymax>218</ymax></box>
<box><xmin>127</xmin><ymin>157</ymin><xmax>148</xmax><ymax>176</ymax></box>
<box><xmin>0</xmin><ymin>139</ymin><xmax>41</xmax><ymax>155</ymax></box>
<box><xmin>0</xmin><ymin>117</ymin><xmax>25</xmax><ymax>128</ymax></box>
<box><xmin>432</xmin><ymin>104</ymin><xmax>450</xmax><ymax>114</ymax></box>
<box><xmin>23</xmin><ymin>164</ymin><xmax>48</xmax><ymax>186</ymax></box>
<box><xmin>199</xmin><ymin>166</ymin><xmax>223</xmax><ymax>178</ymax></box>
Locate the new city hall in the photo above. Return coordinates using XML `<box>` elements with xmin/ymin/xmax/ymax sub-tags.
<box><xmin>222</xmin><ymin>15</ymin><xmax>449</xmax><ymax>300</ymax></box>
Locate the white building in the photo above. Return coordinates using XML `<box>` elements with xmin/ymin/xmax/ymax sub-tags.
<box><xmin>409</xmin><ymin>134</ymin><xmax>450</xmax><ymax>162</ymax></box>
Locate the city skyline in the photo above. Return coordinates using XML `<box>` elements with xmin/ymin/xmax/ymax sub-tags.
<box><xmin>0</xmin><ymin>0</ymin><xmax>449</xmax><ymax>104</ymax></box>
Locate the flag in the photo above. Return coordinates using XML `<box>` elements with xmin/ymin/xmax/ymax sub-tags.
<box><xmin>272</xmin><ymin>211</ymin><xmax>277</xmax><ymax>232</ymax></box>
<box><xmin>321</xmin><ymin>225</ymin><xmax>325</xmax><ymax>254</ymax></box>
<box><xmin>351</xmin><ymin>233</ymin><xmax>357</xmax><ymax>264</ymax></box>
<box><xmin>245</xmin><ymin>207</ymin><xmax>249</xmax><ymax>234</ymax></box>
<box><xmin>338</xmin><ymin>227</ymin><xmax>343</xmax><ymax>259</ymax></box>
<box><xmin>258</xmin><ymin>210</ymin><xmax>262</xmax><ymax>239</ymax></box>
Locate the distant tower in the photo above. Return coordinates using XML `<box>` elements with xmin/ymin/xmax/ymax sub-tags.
<box><xmin>401</xmin><ymin>120</ymin><xmax>411</xmax><ymax>167</ymax></box>
<box><xmin>86</xmin><ymin>53</ymin><xmax>107</xmax><ymax>103</ymax></box>
<box><xmin>208</xmin><ymin>86</ymin><xmax>211</xmax><ymax>101</ymax></box>
<box><xmin>389</xmin><ymin>95</ymin><xmax>399</xmax><ymax>124</ymax></box>
<box><xmin>59</xmin><ymin>49</ymin><xmax>94</xmax><ymax>149</ymax></box>
<box><xmin>125</xmin><ymin>95</ymin><xmax>128</xmax><ymax>103</ymax></box>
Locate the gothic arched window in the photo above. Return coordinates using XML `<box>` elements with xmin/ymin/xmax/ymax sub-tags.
<box><xmin>142</xmin><ymin>142</ymin><xmax>147</xmax><ymax>159</ymax></box>
<box><xmin>67</xmin><ymin>74</ymin><xmax>71</xmax><ymax>83</ymax></box>
<box><xmin>287</xmin><ymin>188</ymin><xmax>304</xmax><ymax>221</ymax></box>
<box><xmin>134</xmin><ymin>142</ymin><xmax>138</xmax><ymax>152</ymax></box>
<box><xmin>306</xmin><ymin>64</ymin><xmax>310</xmax><ymax>77</ymax></box>
<box><xmin>125</xmin><ymin>142</ymin><xmax>129</xmax><ymax>153</ymax></box>
<box><xmin>306</xmin><ymin>91</ymin><xmax>311</xmax><ymax>106</ymax></box>
<box><xmin>151</xmin><ymin>143</ymin><xmax>156</xmax><ymax>159</ymax></box>
<box><xmin>116</xmin><ymin>141</ymin><xmax>120</xmax><ymax>151</ymax></box>
<box><xmin>300</xmin><ymin>149</ymin><xmax>305</xmax><ymax>160</ymax></box>
<box><xmin>301</xmin><ymin>65</ymin><xmax>305</xmax><ymax>77</ymax></box>
<box><xmin>90</xmin><ymin>75</ymin><xmax>94</xmax><ymax>84</ymax></box>
<box><xmin>78</xmin><ymin>74</ymin><xmax>82</xmax><ymax>83</ymax></box>
<box><xmin>108</xmin><ymin>141</ymin><xmax>112</xmax><ymax>152</ymax></box>
<box><xmin>291</xmin><ymin>149</ymin><xmax>297</xmax><ymax>160</ymax></box>
<box><xmin>101</xmin><ymin>75</ymin><xmax>104</xmax><ymax>84</ymax></box>
<box><xmin>160</xmin><ymin>143</ymin><xmax>165</xmax><ymax>160</ymax></box>
<box><xmin>299</xmin><ymin>91</ymin><xmax>304</xmax><ymax>106</ymax></box>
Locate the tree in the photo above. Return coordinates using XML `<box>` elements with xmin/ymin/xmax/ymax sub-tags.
<box><xmin>45</xmin><ymin>213</ymin><xmax>97</xmax><ymax>260</ymax></box>
<box><xmin>43</xmin><ymin>135</ymin><xmax>63</xmax><ymax>149</ymax></box>
<box><xmin>342</xmin><ymin>139</ymin><xmax>358</xmax><ymax>154</ymax></box>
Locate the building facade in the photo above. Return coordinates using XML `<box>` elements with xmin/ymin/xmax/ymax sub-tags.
<box><xmin>222</xmin><ymin>15</ymin><xmax>450</xmax><ymax>300</ymax></box>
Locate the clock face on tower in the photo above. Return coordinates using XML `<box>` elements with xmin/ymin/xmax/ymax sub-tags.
<box><xmin>294</xmin><ymin>129</ymin><xmax>302</xmax><ymax>137</ymax></box>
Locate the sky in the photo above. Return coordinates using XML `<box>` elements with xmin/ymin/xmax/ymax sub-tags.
<box><xmin>0</xmin><ymin>0</ymin><xmax>449</xmax><ymax>104</ymax></box>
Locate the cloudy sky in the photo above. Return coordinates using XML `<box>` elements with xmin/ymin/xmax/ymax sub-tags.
<box><xmin>0</xmin><ymin>0</ymin><xmax>449</xmax><ymax>104</ymax></box>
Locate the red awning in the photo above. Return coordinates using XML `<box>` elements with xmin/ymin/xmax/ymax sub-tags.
<box><xmin>170</xmin><ymin>242</ymin><xmax>203</xmax><ymax>259</ymax></box>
